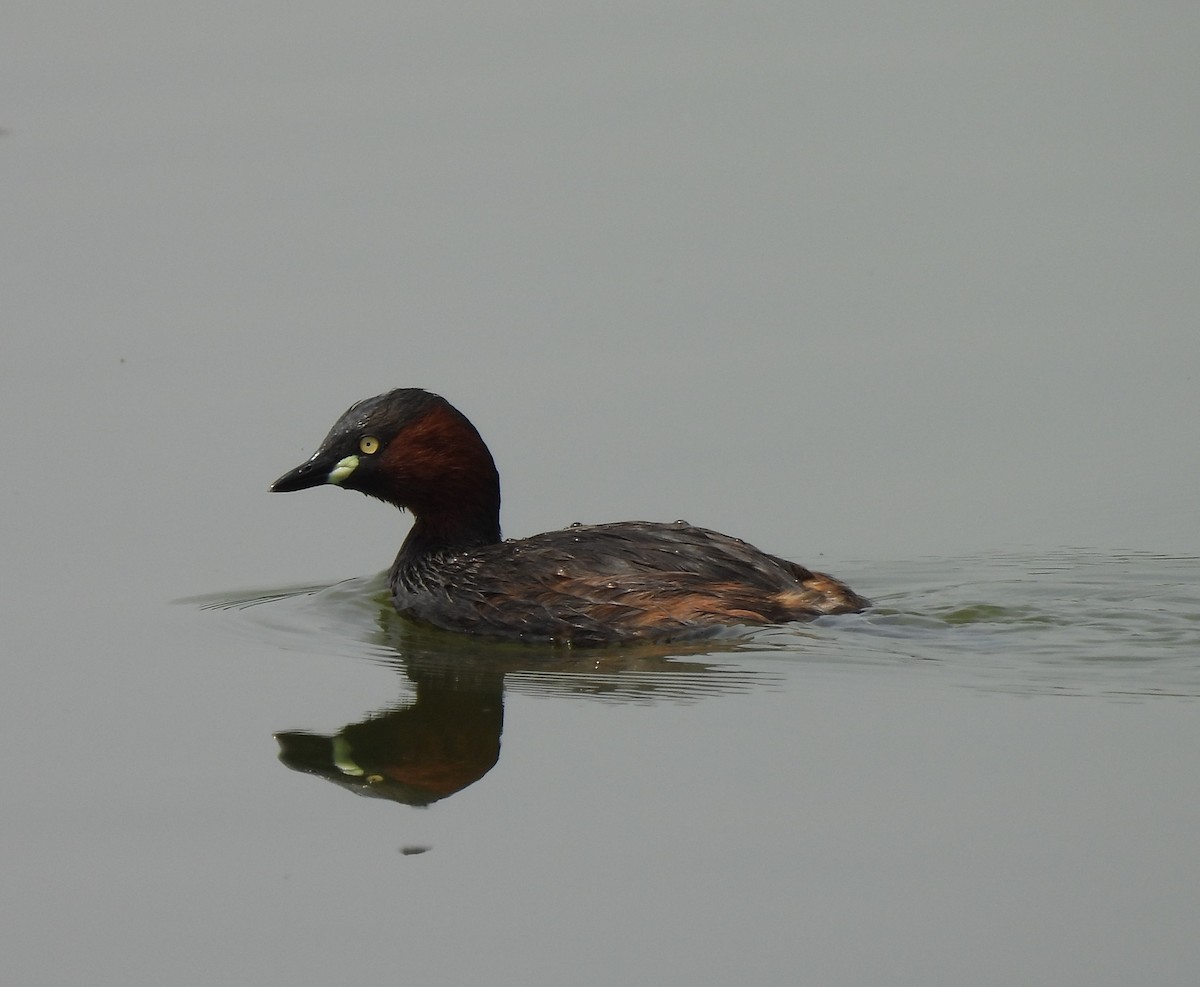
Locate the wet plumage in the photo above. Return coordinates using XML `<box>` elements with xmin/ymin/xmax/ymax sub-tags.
<box><xmin>272</xmin><ymin>389</ymin><xmax>868</xmax><ymax>644</ymax></box>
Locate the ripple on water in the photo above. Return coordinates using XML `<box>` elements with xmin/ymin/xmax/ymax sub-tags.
<box><xmin>840</xmin><ymin>550</ymin><xmax>1200</xmax><ymax>698</ymax></box>
<box><xmin>183</xmin><ymin>572</ymin><xmax>781</xmax><ymax>704</ymax></box>
<box><xmin>187</xmin><ymin>550</ymin><xmax>1200</xmax><ymax>702</ymax></box>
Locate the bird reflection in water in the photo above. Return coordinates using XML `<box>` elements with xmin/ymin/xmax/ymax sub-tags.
<box><xmin>276</xmin><ymin>657</ymin><xmax>504</xmax><ymax>808</ymax></box>
<box><xmin>275</xmin><ymin>609</ymin><xmax>777</xmax><ymax>808</ymax></box>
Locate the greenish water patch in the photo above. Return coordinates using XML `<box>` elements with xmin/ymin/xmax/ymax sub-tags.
<box><xmin>934</xmin><ymin>603</ymin><xmax>1059</xmax><ymax>625</ymax></box>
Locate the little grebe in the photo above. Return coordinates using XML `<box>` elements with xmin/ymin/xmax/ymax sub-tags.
<box><xmin>271</xmin><ymin>389</ymin><xmax>869</xmax><ymax>644</ymax></box>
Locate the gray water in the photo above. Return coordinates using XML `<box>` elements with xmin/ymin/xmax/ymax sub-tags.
<box><xmin>5</xmin><ymin>3</ymin><xmax>1200</xmax><ymax>985</ymax></box>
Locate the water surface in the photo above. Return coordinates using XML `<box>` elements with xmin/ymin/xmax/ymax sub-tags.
<box><xmin>5</xmin><ymin>3</ymin><xmax>1200</xmax><ymax>984</ymax></box>
<box><xmin>166</xmin><ymin>550</ymin><xmax>1200</xmax><ymax>985</ymax></box>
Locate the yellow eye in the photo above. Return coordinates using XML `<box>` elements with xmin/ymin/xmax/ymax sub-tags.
<box><xmin>359</xmin><ymin>436</ymin><xmax>380</xmax><ymax>455</ymax></box>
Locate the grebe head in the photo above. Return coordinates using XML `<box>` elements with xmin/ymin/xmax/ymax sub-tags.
<box><xmin>271</xmin><ymin>388</ymin><xmax>502</xmax><ymax>549</ymax></box>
